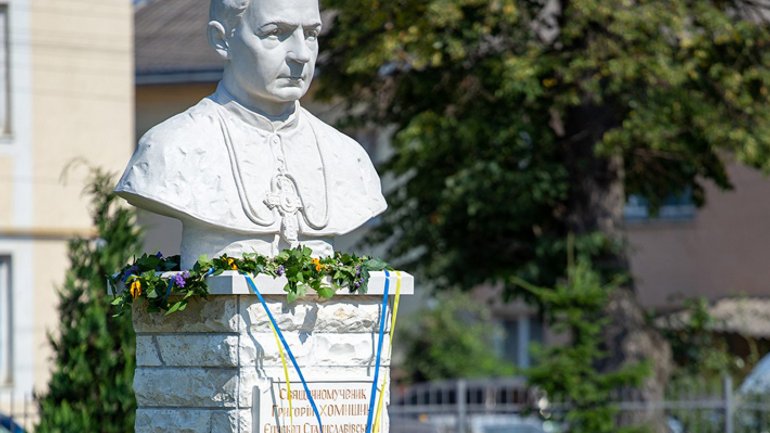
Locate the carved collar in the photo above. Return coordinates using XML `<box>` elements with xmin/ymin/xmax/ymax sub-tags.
<box><xmin>209</xmin><ymin>84</ymin><xmax>301</xmax><ymax>134</ymax></box>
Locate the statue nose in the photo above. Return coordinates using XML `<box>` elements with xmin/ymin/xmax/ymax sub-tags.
<box><xmin>287</xmin><ymin>29</ymin><xmax>312</xmax><ymax>63</ymax></box>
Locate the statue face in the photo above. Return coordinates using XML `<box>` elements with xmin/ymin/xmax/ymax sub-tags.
<box><xmin>225</xmin><ymin>0</ymin><xmax>321</xmax><ymax>115</ymax></box>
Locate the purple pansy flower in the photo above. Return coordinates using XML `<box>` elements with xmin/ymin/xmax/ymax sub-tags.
<box><xmin>173</xmin><ymin>271</ymin><xmax>189</xmax><ymax>288</ymax></box>
<box><xmin>276</xmin><ymin>265</ymin><xmax>285</xmax><ymax>277</ymax></box>
<box><xmin>121</xmin><ymin>265</ymin><xmax>140</xmax><ymax>283</ymax></box>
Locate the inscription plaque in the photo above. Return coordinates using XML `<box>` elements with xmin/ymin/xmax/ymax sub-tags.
<box><xmin>255</xmin><ymin>380</ymin><xmax>380</xmax><ymax>433</ymax></box>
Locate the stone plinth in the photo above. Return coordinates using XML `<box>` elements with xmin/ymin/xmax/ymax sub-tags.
<box><xmin>133</xmin><ymin>271</ymin><xmax>413</xmax><ymax>433</ymax></box>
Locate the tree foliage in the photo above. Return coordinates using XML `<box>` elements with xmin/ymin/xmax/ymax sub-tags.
<box><xmin>512</xmin><ymin>252</ymin><xmax>648</xmax><ymax>433</ymax></box>
<box><xmin>36</xmin><ymin>169</ymin><xmax>142</xmax><ymax>433</ymax></box>
<box><xmin>399</xmin><ymin>292</ymin><xmax>515</xmax><ymax>383</ymax></box>
<box><xmin>318</xmin><ymin>0</ymin><xmax>770</xmax><ymax>292</ymax></box>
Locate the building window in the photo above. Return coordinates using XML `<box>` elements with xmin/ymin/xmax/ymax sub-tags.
<box><xmin>0</xmin><ymin>3</ymin><xmax>8</xmax><ymax>137</ymax></box>
<box><xmin>624</xmin><ymin>189</ymin><xmax>696</xmax><ymax>222</ymax></box>
<box><xmin>0</xmin><ymin>255</ymin><xmax>10</xmax><ymax>386</ymax></box>
<box><xmin>501</xmin><ymin>316</ymin><xmax>543</xmax><ymax>368</ymax></box>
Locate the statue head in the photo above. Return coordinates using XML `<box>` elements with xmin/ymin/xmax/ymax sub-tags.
<box><xmin>208</xmin><ymin>0</ymin><xmax>322</xmax><ymax>116</ymax></box>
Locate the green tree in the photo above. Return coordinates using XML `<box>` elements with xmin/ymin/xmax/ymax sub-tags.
<box><xmin>319</xmin><ymin>1</ymin><xmax>770</xmax><ymax>284</ymax></box>
<box><xmin>399</xmin><ymin>292</ymin><xmax>515</xmax><ymax>383</ymax></box>
<box><xmin>36</xmin><ymin>169</ymin><xmax>142</xmax><ymax>433</ymax></box>
<box><xmin>318</xmin><ymin>0</ymin><xmax>768</xmax><ymax>419</ymax></box>
<box><xmin>512</xmin><ymin>253</ymin><xmax>648</xmax><ymax>433</ymax></box>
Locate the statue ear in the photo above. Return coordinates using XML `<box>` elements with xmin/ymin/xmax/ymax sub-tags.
<box><xmin>208</xmin><ymin>20</ymin><xmax>229</xmax><ymax>60</ymax></box>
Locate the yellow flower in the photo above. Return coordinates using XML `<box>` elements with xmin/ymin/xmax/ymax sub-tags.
<box><xmin>542</xmin><ymin>78</ymin><xmax>557</xmax><ymax>88</ymax></box>
<box><xmin>312</xmin><ymin>258</ymin><xmax>323</xmax><ymax>272</ymax></box>
<box><xmin>227</xmin><ymin>257</ymin><xmax>238</xmax><ymax>270</ymax></box>
<box><xmin>130</xmin><ymin>280</ymin><xmax>142</xmax><ymax>299</ymax></box>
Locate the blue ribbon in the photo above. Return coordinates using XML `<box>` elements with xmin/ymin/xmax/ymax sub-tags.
<box><xmin>365</xmin><ymin>270</ymin><xmax>390</xmax><ymax>433</ymax></box>
<box><xmin>243</xmin><ymin>274</ymin><xmax>324</xmax><ymax>432</ymax></box>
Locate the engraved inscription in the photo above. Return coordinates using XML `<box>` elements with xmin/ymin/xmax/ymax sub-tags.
<box><xmin>258</xmin><ymin>381</ymin><xmax>377</xmax><ymax>433</ymax></box>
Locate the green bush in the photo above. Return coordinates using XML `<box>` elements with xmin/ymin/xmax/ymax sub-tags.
<box><xmin>36</xmin><ymin>169</ymin><xmax>142</xmax><ymax>433</ymax></box>
<box><xmin>399</xmin><ymin>291</ymin><xmax>515</xmax><ymax>383</ymax></box>
<box><xmin>513</xmin><ymin>252</ymin><xmax>649</xmax><ymax>433</ymax></box>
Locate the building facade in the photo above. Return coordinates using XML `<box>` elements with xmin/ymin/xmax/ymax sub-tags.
<box><xmin>0</xmin><ymin>0</ymin><xmax>133</xmax><ymax>409</ymax></box>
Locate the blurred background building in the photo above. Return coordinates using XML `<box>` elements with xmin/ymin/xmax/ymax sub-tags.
<box><xmin>0</xmin><ymin>0</ymin><xmax>133</xmax><ymax>409</ymax></box>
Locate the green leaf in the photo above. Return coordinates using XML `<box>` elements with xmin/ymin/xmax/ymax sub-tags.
<box><xmin>166</xmin><ymin>301</ymin><xmax>185</xmax><ymax>315</ymax></box>
<box><xmin>364</xmin><ymin>258</ymin><xmax>389</xmax><ymax>271</ymax></box>
<box><xmin>287</xmin><ymin>290</ymin><xmax>298</xmax><ymax>304</ymax></box>
<box><xmin>316</xmin><ymin>286</ymin><xmax>335</xmax><ymax>299</ymax></box>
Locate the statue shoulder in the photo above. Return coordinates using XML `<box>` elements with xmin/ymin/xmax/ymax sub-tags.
<box><xmin>115</xmin><ymin>98</ymin><xmax>229</xmax><ymax>220</ymax></box>
<box><xmin>139</xmin><ymin>99</ymin><xmax>222</xmax><ymax>151</ymax></box>
<box><xmin>300</xmin><ymin>107</ymin><xmax>388</xmax><ymax>233</ymax></box>
<box><xmin>300</xmin><ymin>107</ymin><xmax>371</xmax><ymax>158</ymax></box>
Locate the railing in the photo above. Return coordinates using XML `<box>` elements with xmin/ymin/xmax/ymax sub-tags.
<box><xmin>0</xmin><ymin>392</ymin><xmax>37</xmax><ymax>432</ymax></box>
<box><xmin>3</xmin><ymin>377</ymin><xmax>769</xmax><ymax>433</ymax></box>
<box><xmin>389</xmin><ymin>376</ymin><xmax>770</xmax><ymax>433</ymax></box>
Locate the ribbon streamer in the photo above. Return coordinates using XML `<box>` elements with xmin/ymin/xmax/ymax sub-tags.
<box><xmin>244</xmin><ymin>275</ymin><xmax>324</xmax><ymax>432</ymax></box>
<box><xmin>269</xmin><ymin>321</ymin><xmax>294</xmax><ymax>427</ymax></box>
<box><xmin>372</xmin><ymin>271</ymin><xmax>403</xmax><ymax>433</ymax></box>
<box><xmin>365</xmin><ymin>270</ymin><xmax>391</xmax><ymax>433</ymax></box>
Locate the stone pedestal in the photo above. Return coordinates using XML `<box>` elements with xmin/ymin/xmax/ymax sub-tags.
<box><xmin>133</xmin><ymin>271</ymin><xmax>413</xmax><ymax>433</ymax></box>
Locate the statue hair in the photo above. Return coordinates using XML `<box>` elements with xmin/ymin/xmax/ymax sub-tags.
<box><xmin>210</xmin><ymin>0</ymin><xmax>251</xmax><ymax>36</ymax></box>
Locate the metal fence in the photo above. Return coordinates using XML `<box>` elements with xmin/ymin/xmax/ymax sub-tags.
<box><xmin>389</xmin><ymin>376</ymin><xmax>770</xmax><ymax>433</ymax></box>
<box><xmin>1</xmin><ymin>392</ymin><xmax>37</xmax><ymax>432</ymax></box>
<box><xmin>3</xmin><ymin>377</ymin><xmax>769</xmax><ymax>433</ymax></box>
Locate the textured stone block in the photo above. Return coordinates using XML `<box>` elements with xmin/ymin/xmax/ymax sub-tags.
<box><xmin>211</xmin><ymin>409</ymin><xmax>251</xmax><ymax>433</ymax></box>
<box><xmin>252</xmin><ymin>364</ymin><xmax>392</xmax><ymax>380</ymax></box>
<box><xmin>238</xmin><ymin>369</ymin><xmax>267</xmax><ymax>408</ymax></box>
<box><xmin>243</xmin><ymin>296</ymin><xmax>391</xmax><ymax>333</ymax></box>
<box><xmin>133</xmin><ymin>297</ymin><xmax>242</xmax><ymax>333</ymax></box>
<box><xmin>151</xmin><ymin>334</ymin><xmax>239</xmax><ymax>367</ymax></box>
<box><xmin>134</xmin><ymin>367</ymin><xmax>239</xmax><ymax>408</ymax></box>
<box><xmin>240</xmin><ymin>332</ymin><xmax>391</xmax><ymax>367</ymax></box>
<box><xmin>135</xmin><ymin>409</ymin><xmax>211</xmax><ymax>433</ymax></box>
<box><xmin>136</xmin><ymin>335</ymin><xmax>164</xmax><ymax>367</ymax></box>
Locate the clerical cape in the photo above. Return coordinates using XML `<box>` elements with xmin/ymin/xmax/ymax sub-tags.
<box><xmin>115</xmin><ymin>87</ymin><xmax>387</xmax><ymax>241</ymax></box>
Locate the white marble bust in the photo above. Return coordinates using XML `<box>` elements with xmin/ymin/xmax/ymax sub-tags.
<box><xmin>116</xmin><ymin>0</ymin><xmax>386</xmax><ymax>269</ymax></box>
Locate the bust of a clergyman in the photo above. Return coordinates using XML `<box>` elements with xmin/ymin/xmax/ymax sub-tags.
<box><xmin>116</xmin><ymin>0</ymin><xmax>386</xmax><ymax>269</ymax></box>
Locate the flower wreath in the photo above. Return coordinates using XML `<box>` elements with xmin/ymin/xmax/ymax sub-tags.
<box><xmin>110</xmin><ymin>246</ymin><xmax>391</xmax><ymax>316</ymax></box>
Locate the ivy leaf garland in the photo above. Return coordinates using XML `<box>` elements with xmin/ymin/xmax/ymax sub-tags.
<box><xmin>110</xmin><ymin>246</ymin><xmax>391</xmax><ymax>316</ymax></box>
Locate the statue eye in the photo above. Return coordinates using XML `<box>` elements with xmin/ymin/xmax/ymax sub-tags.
<box><xmin>261</xmin><ymin>25</ymin><xmax>284</xmax><ymax>39</ymax></box>
<box><xmin>305</xmin><ymin>26</ymin><xmax>321</xmax><ymax>41</ymax></box>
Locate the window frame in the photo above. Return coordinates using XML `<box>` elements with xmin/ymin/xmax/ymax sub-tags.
<box><xmin>0</xmin><ymin>255</ymin><xmax>11</xmax><ymax>387</ymax></box>
<box><xmin>0</xmin><ymin>2</ymin><xmax>9</xmax><ymax>139</ymax></box>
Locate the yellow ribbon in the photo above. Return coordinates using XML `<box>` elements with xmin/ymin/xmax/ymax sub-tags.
<box><xmin>372</xmin><ymin>271</ymin><xmax>403</xmax><ymax>433</ymax></box>
<box><xmin>270</xmin><ymin>320</ymin><xmax>294</xmax><ymax>427</ymax></box>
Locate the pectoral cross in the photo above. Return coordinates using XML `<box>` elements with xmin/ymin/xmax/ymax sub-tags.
<box><xmin>264</xmin><ymin>173</ymin><xmax>303</xmax><ymax>246</ymax></box>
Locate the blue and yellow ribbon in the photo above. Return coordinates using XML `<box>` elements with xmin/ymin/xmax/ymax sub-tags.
<box><xmin>372</xmin><ymin>271</ymin><xmax>402</xmax><ymax>433</ymax></box>
<box><xmin>269</xmin><ymin>320</ymin><xmax>294</xmax><ymax>426</ymax></box>
<box><xmin>242</xmin><ymin>270</ymin><xmax>400</xmax><ymax>433</ymax></box>
<box><xmin>365</xmin><ymin>270</ymin><xmax>391</xmax><ymax>433</ymax></box>
<box><xmin>244</xmin><ymin>274</ymin><xmax>323</xmax><ymax>432</ymax></box>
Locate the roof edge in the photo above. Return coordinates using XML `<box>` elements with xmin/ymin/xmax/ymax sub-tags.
<box><xmin>136</xmin><ymin>69</ymin><xmax>223</xmax><ymax>86</ymax></box>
